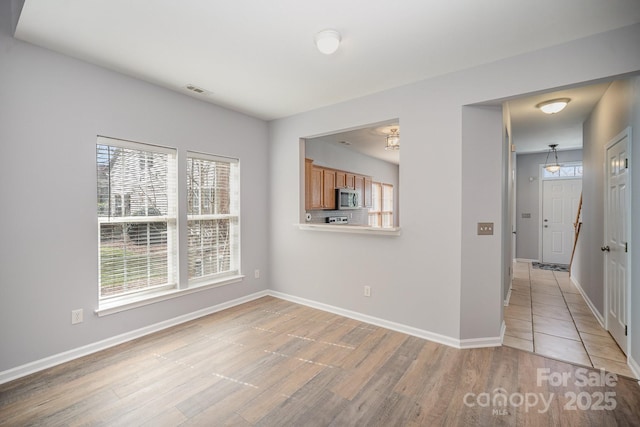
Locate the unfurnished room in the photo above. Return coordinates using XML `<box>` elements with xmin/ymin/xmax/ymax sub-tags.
<box><xmin>1</xmin><ymin>1</ymin><xmax>640</xmax><ymax>425</ymax></box>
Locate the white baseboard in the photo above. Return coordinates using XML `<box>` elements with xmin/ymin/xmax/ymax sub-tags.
<box><xmin>268</xmin><ymin>290</ymin><xmax>502</xmax><ymax>350</ymax></box>
<box><xmin>504</xmin><ymin>287</ymin><xmax>512</xmax><ymax>306</ymax></box>
<box><xmin>0</xmin><ymin>290</ymin><xmax>269</xmax><ymax>385</ymax></box>
<box><xmin>515</xmin><ymin>258</ymin><xmax>538</xmax><ymax>263</ymax></box>
<box><xmin>268</xmin><ymin>290</ymin><xmax>466</xmax><ymax>348</ymax></box>
<box><xmin>1</xmin><ymin>289</ymin><xmax>507</xmax><ymax>385</ymax></box>
<box><xmin>627</xmin><ymin>356</ymin><xmax>640</xmax><ymax>384</ymax></box>
<box><xmin>459</xmin><ymin>336</ymin><xmax>503</xmax><ymax>349</ymax></box>
<box><xmin>570</xmin><ymin>276</ymin><xmax>605</xmax><ymax>327</ymax></box>
<box><xmin>628</xmin><ymin>355</ymin><xmax>640</xmax><ymax>384</ymax></box>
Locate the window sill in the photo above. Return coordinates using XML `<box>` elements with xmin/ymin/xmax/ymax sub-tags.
<box><xmin>297</xmin><ymin>223</ymin><xmax>401</xmax><ymax>236</ymax></box>
<box><xmin>95</xmin><ymin>274</ymin><xmax>245</xmax><ymax>317</ymax></box>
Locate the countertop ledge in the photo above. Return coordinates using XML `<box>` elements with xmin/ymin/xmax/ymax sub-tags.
<box><xmin>296</xmin><ymin>223</ymin><xmax>401</xmax><ymax>236</ymax></box>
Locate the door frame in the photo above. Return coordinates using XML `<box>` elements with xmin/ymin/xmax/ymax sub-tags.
<box><xmin>537</xmin><ymin>161</ymin><xmax>583</xmax><ymax>263</ymax></box>
<box><xmin>603</xmin><ymin>127</ymin><xmax>632</xmax><ymax>352</ymax></box>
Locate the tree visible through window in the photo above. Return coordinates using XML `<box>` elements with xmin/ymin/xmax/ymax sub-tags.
<box><xmin>187</xmin><ymin>153</ymin><xmax>240</xmax><ymax>283</ymax></box>
<box><xmin>97</xmin><ymin>138</ymin><xmax>241</xmax><ymax>304</ymax></box>
<box><xmin>97</xmin><ymin>137</ymin><xmax>177</xmax><ymax>298</ymax></box>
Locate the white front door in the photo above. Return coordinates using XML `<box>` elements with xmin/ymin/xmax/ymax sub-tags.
<box><xmin>605</xmin><ymin>129</ymin><xmax>630</xmax><ymax>354</ymax></box>
<box><xmin>542</xmin><ymin>179</ymin><xmax>582</xmax><ymax>264</ymax></box>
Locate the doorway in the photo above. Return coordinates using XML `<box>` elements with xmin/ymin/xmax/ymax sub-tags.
<box><xmin>604</xmin><ymin>127</ymin><xmax>631</xmax><ymax>354</ymax></box>
<box><xmin>540</xmin><ymin>176</ymin><xmax>582</xmax><ymax>264</ymax></box>
<box><xmin>503</xmin><ymin>79</ymin><xmax>636</xmax><ymax>378</ymax></box>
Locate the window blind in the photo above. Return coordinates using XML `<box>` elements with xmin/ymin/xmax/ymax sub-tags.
<box><xmin>97</xmin><ymin>137</ymin><xmax>177</xmax><ymax>298</ymax></box>
<box><xmin>187</xmin><ymin>152</ymin><xmax>240</xmax><ymax>283</ymax></box>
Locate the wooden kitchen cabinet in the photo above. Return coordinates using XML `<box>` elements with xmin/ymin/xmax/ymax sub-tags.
<box><xmin>354</xmin><ymin>175</ymin><xmax>373</xmax><ymax>208</ymax></box>
<box><xmin>310</xmin><ymin>166</ymin><xmax>324</xmax><ymax>209</ymax></box>
<box><xmin>307</xmin><ymin>163</ymin><xmax>336</xmax><ymax>210</ymax></box>
<box><xmin>323</xmin><ymin>169</ymin><xmax>336</xmax><ymax>209</ymax></box>
<box><xmin>305</xmin><ymin>159</ymin><xmax>372</xmax><ymax>210</ymax></box>
<box><xmin>355</xmin><ymin>175</ymin><xmax>364</xmax><ymax>206</ymax></box>
<box><xmin>345</xmin><ymin>173</ymin><xmax>356</xmax><ymax>189</ymax></box>
<box><xmin>305</xmin><ymin>159</ymin><xmax>313</xmax><ymax>210</ymax></box>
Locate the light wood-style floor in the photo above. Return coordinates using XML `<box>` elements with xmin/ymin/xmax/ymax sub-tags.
<box><xmin>504</xmin><ymin>261</ymin><xmax>637</xmax><ymax>380</ymax></box>
<box><xmin>2</xmin><ymin>296</ymin><xmax>640</xmax><ymax>426</ymax></box>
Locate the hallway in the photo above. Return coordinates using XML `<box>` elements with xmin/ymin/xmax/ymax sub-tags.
<box><xmin>504</xmin><ymin>260</ymin><xmax>636</xmax><ymax>379</ymax></box>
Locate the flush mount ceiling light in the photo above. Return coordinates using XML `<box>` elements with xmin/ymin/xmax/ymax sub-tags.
<box><xmin>315</xmin><ymin>29</ymin><xmax>341</xmax><ymax>55</ymax></box>
<box><xmin>385</xmin><ymin>128</ymin><xmax>400</xmax><ymax>151</ymax></box>
<box><xmin>544</xmin><ymin>144</ymin><xmax>561</xmax><ymax>173</ymax></box>
<box><xmin>536</xmin><ymin>98</ymin><xmax>571</xmax><ymax>114</ymax></box>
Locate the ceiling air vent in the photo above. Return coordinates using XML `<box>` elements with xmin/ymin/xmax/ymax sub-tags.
<box><xmin>185</xmin><ymin>84</ymin><xmax>210</xmax><ymax>95</ymax></box>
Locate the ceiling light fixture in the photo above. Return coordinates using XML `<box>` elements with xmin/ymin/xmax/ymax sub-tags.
<box><xmin>544</xmin><ymin>144</ymin><xmax>561</xmax><ymax>173</ymax></box>
<box><xmin>385</xmin><ymin>128</ymin><xmax>400</xmax><ymax>151</ymax></box>
<box><xmin>536</xmin><ymin>98</ymin><xmax>571</xmax><ymax>114</ymax></box>
<box><xmin>315</xmin><ymin>29</ymin><xmax>341</xmax><ymax>55</ymax></box>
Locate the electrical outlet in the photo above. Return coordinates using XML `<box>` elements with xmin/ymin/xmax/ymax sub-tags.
<box><xmin>254</xmin><ymin>269</ymin><xmax>260</xmax><ymax>279</ymax></box>
<box><xmin>71</xmin><ymin>309</ymin><xmax>83</xmax><ymax>325</ymax></box>
<box><xmin>364</xmin><ymin>286</ymin><xmax>371</xmax><ymax>297</ymax></box>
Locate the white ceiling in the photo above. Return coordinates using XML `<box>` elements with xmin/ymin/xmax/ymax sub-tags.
<box><xmin>507</xmin><ymin>82</ymin><xmax>612</xmax><ymax>154</ymax></box>
<box><xmin>307</xmin><ymin>120</ymin><xmax>400</xmax><ymax>165</ymax></box>
<box><xmin>15</xmin><ymin>0</ymin><xmax>640</xmax><ymax>122</ymax></box>
<box><xmin>13</xmin><ymin>1</ymin><xmax>640</xmax><ymax>162</ymax></box>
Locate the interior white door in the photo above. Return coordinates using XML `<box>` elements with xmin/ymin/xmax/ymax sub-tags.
<box><xmin>542</xmin><ymin>179</ymin><xmax>582</xmax><ymax>264</ymax></box>
<box><xmin>605</xmin><ymin>131</ymin><xmax>629</xmax><ymax>354</ymax></box>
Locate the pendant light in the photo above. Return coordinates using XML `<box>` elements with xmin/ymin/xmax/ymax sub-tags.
<box><xmin>544</xmin><ymin>144</ymin><xmax>561</xmax><ymax>173</ymax></box>
<box><xmin>385</xmin><ymin>128</ymin><xmax>400</xmax><ymax>151</ymax></box>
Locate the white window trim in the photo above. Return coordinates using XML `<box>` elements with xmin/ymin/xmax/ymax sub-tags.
<box><xmin>97</xmin><ymin>136</ymin><xmax>178</xmax><ymax>307</ymax></box>
<box><xmin>186</xmin><ymin>151</ymin><xmax>241</xmax><ymax>286</ymax></box>
<box><xmin>95</xmin><ymin>274</ymin><xmax>245</xmax><ymax>316</ymax></box>
<box><xmin>96</xmin><ymin>139</ymin><xmax>244</xmax><ymax>315</ymax></box>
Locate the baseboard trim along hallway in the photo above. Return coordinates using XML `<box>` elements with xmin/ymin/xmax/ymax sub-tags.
<box><xmin>1</xmin><ymin>289</ymin><xmax>505</xmax><ymax>384</ymax></box>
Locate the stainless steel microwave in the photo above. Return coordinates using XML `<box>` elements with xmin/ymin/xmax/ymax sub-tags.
<box><xmin>336</xmin><ymin>188</ymin><xmax>359</xmax><ymax>209</ymax></box>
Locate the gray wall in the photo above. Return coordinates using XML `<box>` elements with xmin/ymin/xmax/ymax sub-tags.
<box><xmin>304</xmin><ymin>140</ymin><xmax>400</xmax><ymax>226</ymax></box>
<box><xmin>515</xmin><ymin>149</ymin><xmax>583</xmax><ymax>260</ymax></box>
<box><xmin>269</xmin><ymin>24</ymin><xmax>640</xmax><ymax>346</ymax></box>
<box><xmin>573</xmin><ymin>79</ymin><xmax>634</xmax><ymax>316</ymax></box>
<box><xmin>461</xmin><ymin>106</ymin><xmax>504</xmax><ymax>339</ymax></box>
<box><xmin>631</xmin><ymin>76</ymin><xmax>640</xmax><ymax>368</ymax></box>
<box><xmin>0</xmin><ymin>2</ymin><xmax>269</xmax><ymax>373</ymax></box>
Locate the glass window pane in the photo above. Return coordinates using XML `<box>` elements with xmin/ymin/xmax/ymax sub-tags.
<box><xmin>97</xmin><ymin>137</ymin><xmax>176</xmax><ymax>299</ymax></box>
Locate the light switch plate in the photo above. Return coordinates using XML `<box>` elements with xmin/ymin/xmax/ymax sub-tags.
<box><xmin>477</xmin><ymin>222</ymin><xmax>494</xmax><ymax>235</ymax></box>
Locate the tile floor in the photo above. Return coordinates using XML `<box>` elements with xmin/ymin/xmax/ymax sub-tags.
<box><xmin>504</xmin><ymin>260</ymin><xmax>637</xmax><ymax>379</ymax></box>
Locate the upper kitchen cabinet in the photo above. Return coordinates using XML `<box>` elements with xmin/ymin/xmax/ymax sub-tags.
<box><xmin>305</xmin><ymin>159</ymin><xmax>370</xmax><ymax>210</ymax></box>
<box><xmin>322</xmin><ymin>169</ymin><xmax>336</xmax><ymax>209</ymax></box>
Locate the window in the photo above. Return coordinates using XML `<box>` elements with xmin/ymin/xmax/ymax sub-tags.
<box><xmin>187</xmin><ymin>153</ymin><xmax>240</xmax><ymax>284</ymax></box>
<box><xmin>369</xmin><ymin>182</ymin><xmax>394</xmax><ymax>228</ymax></box>
<box><xmin>542</xmin><ymin>162</ymin><xmax>583</xmax><ymax>179</ymax></box>
<box><xmin>97</xmin><ymin>138</ymin><xmax>242</xmax><ymax>310</ymax></box>
<box><xmin>97</xmin><ymin>137</ymin><xmax>177</xmax><ymax>299</ymax></box>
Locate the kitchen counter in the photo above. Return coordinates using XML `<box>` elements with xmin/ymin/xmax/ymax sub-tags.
<box><xmin>297</xmin><ymin>223</ymin><xmax>401</xmax><ymax>236</ymax></box>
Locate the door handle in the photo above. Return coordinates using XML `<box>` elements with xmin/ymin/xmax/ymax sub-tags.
<box><xmin>601</xmin><ymin>246</ymin><xmax>610</xmax><ymax>252</ymax></box>
<box><xmin>544</xmin><ymin>219</ymin><xmax>548</xmax><ymax>222</ymax></box>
